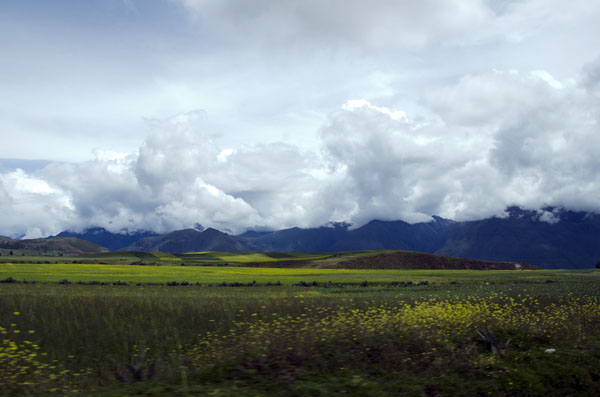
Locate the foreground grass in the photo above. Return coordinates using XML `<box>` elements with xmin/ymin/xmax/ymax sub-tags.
<box><xmin>1</xmin><ymin>271</ymin><xmax>599</xmax><ymax>395</ymax></box>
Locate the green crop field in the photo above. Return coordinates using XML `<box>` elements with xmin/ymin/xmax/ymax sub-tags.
<box><xmin>183</xmin><ymin>252</ymin><xmax>332</xmax><ymax>263</ymax></box>
<box><xmin>1</xmin><ymin>259</ymin><xmax>599</xmax><ymax>396</ymax></box>
<box><xmin>0</xmin><ymin>261</ymin><xmax>592</xmax><ymax>285</ymax></box>
<box><xmin>24</xmin><ymin>249</ymin><xmax>411</xmax><ymax>266</ymax></box>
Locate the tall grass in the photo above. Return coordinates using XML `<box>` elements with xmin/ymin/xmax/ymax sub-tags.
<box><xmin>1</xmin><ymin>273</ymin><xmax>600</xmax><ymax>395</ymax></box>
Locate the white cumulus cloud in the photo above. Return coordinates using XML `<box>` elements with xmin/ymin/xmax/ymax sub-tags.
<box><xmin>2</xmin><ymin>59</ymin><xmax>600</xmax><ymax>238</ymax></box>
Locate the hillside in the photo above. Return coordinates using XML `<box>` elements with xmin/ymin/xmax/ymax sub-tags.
<box><xmin>124</xmin><ymin>228</ymin><xmax>251</xmax><ymax>253</ymax></box>
<box><xmin>329</xmin><ymin>250</ymin><xmax>537</xmax><ymax>270</ymax></box>
<box><xmin>55</xmin><ymin>249</ymin><xmax>537</xmax><ymax>270</ymax></box>
<box><xmin>0</xmin><ymin>237</ymin><xmax>108</xmax><ymax>256</ymax></box>
<box><xmin>56</xmin><ymin>227</ymin><xmax>159</xmax><ymax>251</ymax></box>
<box><xmin>242</xmin><ymin>208</ymin><xmax>600</xmax><ymax>268</ymax></box>
<box><xmin>221</xmin><ymin>250</ymin><xmax>536</xmax><ymax>270</ymax></box>
<box><xmin>436</xmin><ymin>208</ymin><xmax>600</xmax><ymax>269</ymax></box>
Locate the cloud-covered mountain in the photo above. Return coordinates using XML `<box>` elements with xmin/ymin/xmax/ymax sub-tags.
<box><xmin>59</xmin><ymin>208</ymin><xmax>600</xmax><ymax>269</ymax></box>
<box><xmin>434</xmin><ymin>208</ymin><xmax>600</xmax><ymax>269</ymax></box>
<box><xmin>3</xmin><ymin>57</ymin><xmax>600</xmax><ymax>240</ymax></box>
<box><xmin>123</xmin><ymin>228</ymin><xmax>251</xmax><ymax>253</ymax></box>
<box><xmin>240</xmin><ymin>208</ymin><xmax>600</xmax><ymax>269</ymax></box>
<box><xmin>55</xmin><ymin>227</ymin><xmax>159</xmax><ymax>252</ymax></box>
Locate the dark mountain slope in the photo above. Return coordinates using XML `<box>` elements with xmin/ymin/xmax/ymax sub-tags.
<box><xmin>245</xmin><ymin>217</ymin><xmax>454</xmax><ymax>253</ymax></box>
<box><xmin>124</xmin><ymin>228</ymin><xmax>251</xmax><ymax>253</ymax></box>
<box><xmin>50</xmin><ymin>207</ymin><xmax>600</xmax><ymax>268</ymax></box>
<box><xmin>245</xmin><ymin>224</ymin><xmax>350</xmax><ymax>252</ymax></box>
<box><xmin>335</xmin><ymin>217</ymin><xmax>453</xmax><ymax>252</ymax></box>
<box><xmin>56</xmin><ymin>227</ymin><xmax>159</xmax><ymax>251</ymax></box>
<box><xmin>437</xmin><ymin>208</ymin><xmax>600</xmax><ymax>269</ymax></box>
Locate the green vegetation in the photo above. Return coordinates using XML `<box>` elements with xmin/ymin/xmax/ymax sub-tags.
<box><xmin>151</xmin><ymin>253</ymin><xmax>182</xmax><ymax>262</ymax></box>
<box><xmin>1</xmin><ymin>249</ymin><xmax>538</xmax><ymax>274</ymax></box>
<box><xmin>1</xmin><ymin>259</ymin><xmax>599</xmax><ymax>395</ymax></box>
<box><xmin>0</xmin><ymin>260</ymin><xmax>586</xmax><ymax>285</ymax></box>
<box><xmin>0</xmin><ymin>250</ymin><xmax>351</xmax><ymax>266</ymax></box>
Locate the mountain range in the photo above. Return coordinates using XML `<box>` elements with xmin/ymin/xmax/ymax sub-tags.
<box><xmin>53</xmin><ymin>207</ymin><xmax>600</xmax><ymax>269</ymax></box>
<box><xmin>56</xmin><ymin>227</ymin><xmax>159</xmax><ymax>251</ymax></box>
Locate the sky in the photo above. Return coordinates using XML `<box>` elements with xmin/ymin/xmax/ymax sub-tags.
<box><xmin>1</xmin><ymin>0</ymin><xmax>600</xmax><ymax>238</ymax></box>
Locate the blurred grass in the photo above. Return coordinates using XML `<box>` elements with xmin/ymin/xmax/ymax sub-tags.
<box><xmin>1</xmin><ymin>269</ymin><xmax>599</xmax><ymax>395</ymax></box>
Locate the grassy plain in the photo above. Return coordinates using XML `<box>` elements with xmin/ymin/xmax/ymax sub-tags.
<box><xmin>0</xmin><ymin>261</ymin><xmax>579</xmax><ymax>285</ymax></box>
<box><xmin>0</xmin><ymin>250</ymin><xmax>374</xmax><ymax>267</ymax></box>
<box><xmin>0</xmin><ymin>260</ymin><xmax>599</xmax><ymax>395</ymax></box>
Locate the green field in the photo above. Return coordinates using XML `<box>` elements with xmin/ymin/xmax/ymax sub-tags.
<box><xmin>0</xmin><ymin>261</ymin><xmax>593</xmax><ymax>285</ymax></box>
<box><xmin>1</xmin><ymin>261</ymin><xmax>599</xmax><ymax>395</ymax></box>
<box><xmin>0</xmin><ymin>250</ymin><xmax>368</xmax><ymax>267</ymax></box>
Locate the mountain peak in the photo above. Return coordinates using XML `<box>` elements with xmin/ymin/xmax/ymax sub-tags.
<box><xmin>322</xmin><ymin>222</ymin><xmax>352</xmax><ymax>230</ymax></box>
<box><xmin>202</xmin><ymin>227</ymin><xmax>225</xmax><ymax>235</ymax></box>
<box><xmin>431</xmin><ymin>215</ymin><xmax>453</xmax><ymax>224</ymax></box>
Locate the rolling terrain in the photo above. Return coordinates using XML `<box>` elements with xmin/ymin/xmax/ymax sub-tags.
<box><xmin>77</xmin><ymin>249</ymin><xmax>536</xmax><ymax>270</ymax></box>
<box><xmin>124</xmin><ymin>228</ymin><xmax>249</xmax><ymax>253</ymax></box>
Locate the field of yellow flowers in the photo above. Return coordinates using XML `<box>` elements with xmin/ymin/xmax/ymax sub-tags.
<box><xmin>1</xmin><ymin>270</ymin><xmax>599</xmax><ymax>395</ymax></box>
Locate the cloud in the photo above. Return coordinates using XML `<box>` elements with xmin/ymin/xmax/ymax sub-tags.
<box><xmin>317</xmin><ymin>98</ymin><xmax>502</xmax><ymax>224</ymax></box>
<box><xmin>34</xmin><ymin>112</ymin><xmax>264</xmax><ymax>235</ymax></box>
<box><xmin>174</xmin><ymin>0</ymin><xmax>494</xmax><ymax>50</ymax></box>
<box><xmin>2</xmin><ymin>58</ymin><xmax>600</xmax><ymax>238</ymax></box>
<box><xmin>582</xmin><ymin>56</ymin><xmax>600</xmax><ymax>94</ymax></box>
<box><xmin>4</xmin><ymin>0</ymin><xmax>599</xmax><ymax>169</ymax></box>
<box><xmin>0</xmin><ymin>170</ymin><xmax>75</xmax><ymax>239</ymax></box>
<box><xmin>313</xmin><ymin>62</ymin><xmax>600</xmax><ymax>224</ymax></box>
<box><xmin>424</xmin><ymin>65</ymin><xmax>600</xmax><ymax>215</ymax></box>
<box><xmin>424</xmin><ymin>70</ymin><xmax>564</xmax><ymax>126</ymax></box>
<box><xmin>0</xmin><ymin>111</ymin><xmax>322</xmax><ymax>237</ymax></box>
<box><xmin>488</xmin><ymin>0</ymin><xmax>600</xmax><ymax>42</ymax></box>
<box><xmin>173</xmin><ymin>0</ymin><xmax>600</xmax><ymax>53</ymax></box>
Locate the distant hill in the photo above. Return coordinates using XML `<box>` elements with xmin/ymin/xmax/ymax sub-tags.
<box><xmin>49</xmin><ymin>207</ymin><xmax>600</xmax><ymax>268</ymax></box>
<box><xmin>0</xmin><ymin>237</ymin><xmax>108</xmax><ymax>256</ymax></box>
<box><xmin>331</xmin><ymin>250</ymin><xmax>537</xmax><ymax>270</ymax></box>
<box><xmin>124</xmin><ymin>228</ymin><xmax>251</xmax><ymax>253</ymax></box>
<box><xmin>56</xmin><ymin>227</ymin><xmax>159</xmax><ymax>251</ymax></box>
